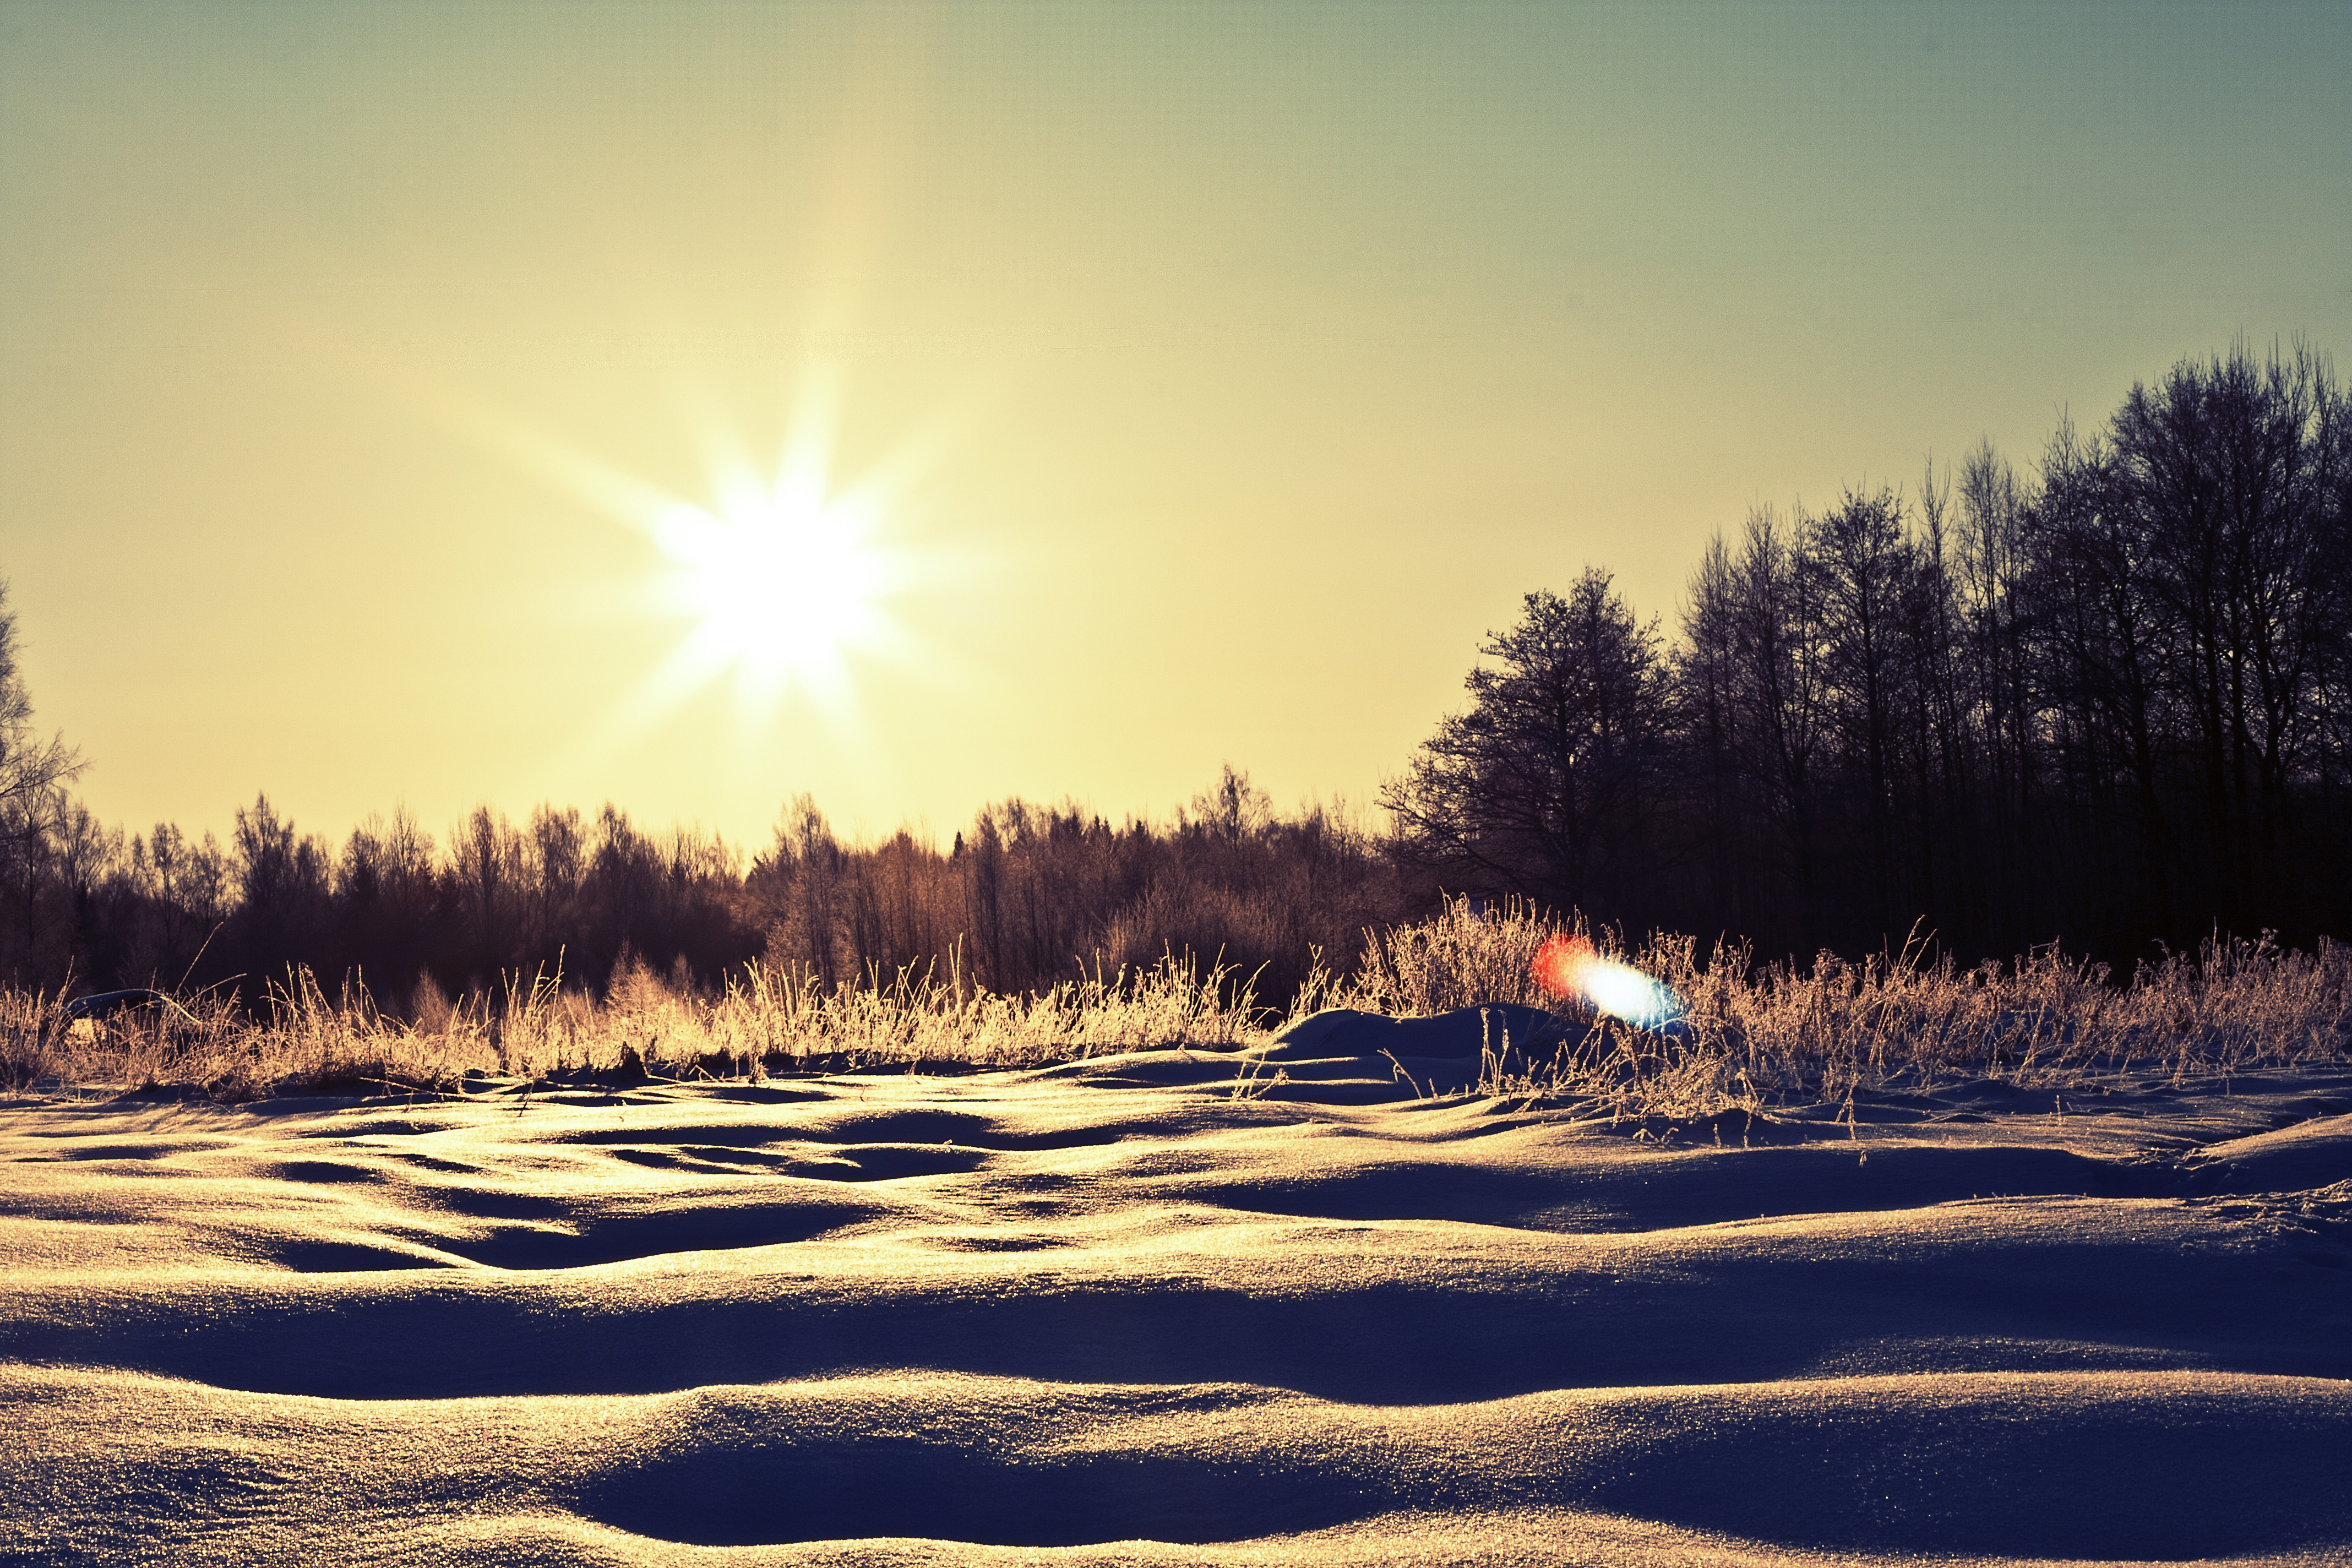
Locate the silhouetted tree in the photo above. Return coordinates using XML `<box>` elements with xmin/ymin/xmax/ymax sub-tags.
<box><xmin>225</xmin><ymin>794</ymin><xmax>333</xmax><ymax>998</ymax></box>
<box><xmin>1386</xmin><ymin>569</ymin><xmax>1668</xmax><ymax>919</ymax></box>
<box><xmin>2109</xmin><ymin>341</ymin><xmax>2350</xmax><ymax>932</ymax></box>
<box><xmin>19</xmin><ymin>340</ymin><xmax>2352</xmax><ymax>997</ymax></box>
<box><xmin>1672</xmin><ymin>531</ymin><xmax>1746</xmax><ymax>928</ymax></box>
<box><xmin>1810</xmin><ymin>486</ymin><xmax>1915</xmax><ymax>935</ymax></box>
<box><xmin>1189</xmin><ymin>764</ymin><xmax>1273</xmax><ymax>848</ymax></box>
<box><xmin>0</xmin><ymin>580</ymin><xmax>82</xmax><ymax>856</ymax></box>
<box><xmin>1725</xmin><ymin>506</ymin><xmax>1833</xmax><ymax>944</ymax></box>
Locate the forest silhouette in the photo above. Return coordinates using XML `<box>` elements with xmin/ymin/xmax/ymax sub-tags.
<box><xmin>5</xmin><ymin>339</ymin><xmax>2347</xmax><ymax>1014</ymax></box>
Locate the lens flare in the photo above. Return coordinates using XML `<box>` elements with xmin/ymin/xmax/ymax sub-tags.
<box><xmin>1533</xmin><ymin>933</ymin><xmax>1597</xmax><ymax>998</ymax></box>
<box><xmin>1531</xmin><ymin>934</ymin><xmax>1681</xmax><ymax>1028</ymax></box>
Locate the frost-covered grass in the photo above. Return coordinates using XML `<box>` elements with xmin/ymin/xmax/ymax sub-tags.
<box><xmin>0</xmin><ymin>950</ymin><xmax>1272</xmax><ymax>1101</ymax></box>
<box><xmin>1440</xmin><ymin>902</ymin><xmax>2352</xmax><ymax>1119</ymax></box>
<box><xmin>7</xmin><ymin>901</ymin><xmax>2350</xmax><ymax>1104</ymax></box>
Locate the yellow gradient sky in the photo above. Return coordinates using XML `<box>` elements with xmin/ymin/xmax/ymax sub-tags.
<box><xmin>4</xmin><ymin>2</ymin><xmax>2348</xmax><ymax>855</ymax></box>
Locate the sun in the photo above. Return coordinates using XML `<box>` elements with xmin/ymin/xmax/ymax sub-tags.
<box><xmin>450</xmin><ymin>362</ymin><xmax>946</xmax><ymax>739</ymax></box>
<box><xmin>653</xmin><ymin>487</ymin><xmax>889</xmax><ymax>686</ymax></box>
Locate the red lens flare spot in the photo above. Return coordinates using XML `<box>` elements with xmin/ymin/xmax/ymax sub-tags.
<box><xmin>1532</xmin><ymin>934</ymin><xmax>1596</xmax><ymax>1000</ymax></box>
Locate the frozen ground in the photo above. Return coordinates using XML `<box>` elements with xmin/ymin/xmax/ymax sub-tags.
<box><xmin>3</xmin><ymin>1006</ymin><xmax>2349</xmax><ymax>1565</ymax></box>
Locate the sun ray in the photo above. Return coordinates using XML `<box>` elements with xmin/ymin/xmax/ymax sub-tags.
<box><xmin>448</xmin><ymin>366</ymin><xmax>950</xmax><ymax>750</ymax></box>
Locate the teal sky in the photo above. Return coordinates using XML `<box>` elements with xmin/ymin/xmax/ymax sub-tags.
<box><xmin>3</xmin><ymin>2</ymin><xmax>2347</xmax><ymax>856</ymax></box>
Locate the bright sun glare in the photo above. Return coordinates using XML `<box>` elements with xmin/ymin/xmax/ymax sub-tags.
<box><xmin>464</xmin><ymin>362</ymin><xmax>943</xmax><ymax>742</ymax></box>
<box><xmin>654</xmin><ymin>487</ymin><xmax>888</xmax><ymax>684</ymax></box>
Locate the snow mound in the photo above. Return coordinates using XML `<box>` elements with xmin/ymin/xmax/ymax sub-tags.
<box><xmin>3</xmin><ymin>1054</ymin><xmax>2349</xmax><ymax>1563</ymax></box>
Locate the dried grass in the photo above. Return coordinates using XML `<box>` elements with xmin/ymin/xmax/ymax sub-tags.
<box><xmin>7</xmin><ymin>900</ymin><xmax>2348</xmax><ymax>1107</ymax></box>
<box><xmin>1</xmin><ymin>949</ymin><xmax>1267</xmax><ymax>1101</ymax></box>
<box><xmin>1446</xmin><ymin>903</ymin><xmax>2352</xmax><ymax>1119</ymax></box>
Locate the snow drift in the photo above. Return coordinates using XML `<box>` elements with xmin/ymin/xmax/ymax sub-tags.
<box><xmin>3</xmin><ymin>1007</ymin><xmax>2348</xmax><ymax>1564</ymax></box>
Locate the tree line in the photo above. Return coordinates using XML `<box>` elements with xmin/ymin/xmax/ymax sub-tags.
<box><xmin>4</xmin><ymin>339</ymin><xmax>2344</xmax><ymax>1007</ymax></box>
<box><xmin>2</xmin><ymin>752</ymin><xmax>1409</xmax><ymax>1012</ymax></box>
<box><xmin>1385</xmin><ymin>340</ymin><xmax>2352</xmax><ymax>968</ymax></box>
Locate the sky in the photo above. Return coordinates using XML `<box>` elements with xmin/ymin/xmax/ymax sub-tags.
<box><xmin>3</xmin><ymin>1</ymin><xmax>2348</xmax><ymax>861</ymax></box>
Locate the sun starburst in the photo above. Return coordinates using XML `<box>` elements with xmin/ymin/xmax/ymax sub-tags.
<box><xmin>458</xmin><ymin>363</ymin><xmax>945</xmax><ymax>743</ymax></box>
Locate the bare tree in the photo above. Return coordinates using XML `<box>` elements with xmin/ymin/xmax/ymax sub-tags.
<box><xmin>1385</xmin><ymin>568</ymin><xmax>1668</xmax><ymax>917</ymax></box>
<box><xmin>1189</xmin><ymin>763</ymin><xmax>1274</xmax><ymax>849</ymax></box>
<box><xmin>750</xmin><ymin>794</ymin><xmax>847</xmax><ymax>988</ymax></box>
<box><xmin>2111</xmin><ymin>340</ymin><xmax>2350</xmax><ymax>924</ymax></box>
<box><xmin>1673</xmin><ymin>531</ymin><xmax>1747</xmax><ymax>925</ymax></box>
<box><xmin>227</xmin><ymin>794</ymin><xmax>333</xmax><ymax>989</ymax></box>
<box><xmin>2027</xmin><ymin>416</ymin><xmax>2176</xmax><ymax>933</ymax></box>
<box><xmin>1730</xmin><ymin>506</ymin><xmax>1833</xmax><ymax>938</ymax></box>
<box><xmin>1809</xmin><ymin>485</ymin><xmax>1914</xmax><ymax>931</ymax></box>
<box><xmin>0</xmin><ymin>580</ymin><xmax>84</xmax><ymax>852</ymax></box>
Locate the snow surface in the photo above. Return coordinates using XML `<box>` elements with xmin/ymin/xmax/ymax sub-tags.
<box><xmin>3</xmin><ymin>1007</ymin><xmax>2350</xmax><ymax>1565</ymax></box>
